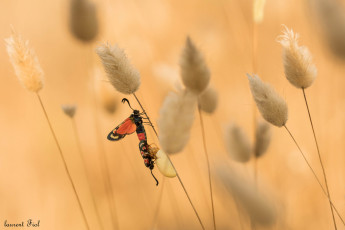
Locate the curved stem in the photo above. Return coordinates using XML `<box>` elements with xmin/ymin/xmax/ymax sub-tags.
<box><xmin>198</xmin><ymin>106</ymin><xmax>216</xmax><ymax>230</ymax></box>
<box><xmin>302</xmin><ymin>88</ymin><xmax>337</xmax><ymax>229</ymax></box>
<box><xmin>283</xmin><ymin>125</ymin><xmax>345</xmax><ymax>226</ymax></box>
<box><xmin>36</xmin><ymin>93</ymin><xmax>90</xmax><ymax>230</ymax></box>
<box><xmin>72</xmin><ymin>118</ymin><xmax>105</xmax><ymax>230</ymax></box>
<box><xmin>132</xmin><ymin>92</ymin><xmax>205</xmax><ymax>230</ymax></box>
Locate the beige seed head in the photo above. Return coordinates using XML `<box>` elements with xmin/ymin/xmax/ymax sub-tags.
<box><xmin>5</xmin><ymin>27</ymin><xmax>44</xmax><ymax>93</ymax></box>
<box><xmin>247</xmin><ymin>74</ymin><xmax>288</xmax><ymax>127</ymax></box>
<box><xmin>278</xmin><ymin>26</ymin><xmax>317</xmax><ymax>89</ymax></box>
<box><xmin>155</xmin><ymin>149</ymin><xmax>177</xmax><ymax>178</ymax></box>
<box><xmin>69</xmin><ymin>0</ymin><xmax>99</xmax><ymax>42</ymax></box>
<box><xmin>253</xmin><ymin>0</ymin><xmax>266</xmax><ymax>23</ymax></box>
<box><xmin>96</xmin><ymin>44</ymin><xmax>141</xmax><ymax>95</ymax></box>
<box><xmin>254</xmin><ymin>120</ymin><xmax>271</xmax><ymax>158</ymax></box>
<box><xmin>215</xmin><ymin>163</ymin><xmax>277</xmax><ymax>226</ymax></box>
<box><xmin>157</xmin><ymin>90</ymin><xmax>197</xmax><ymax>154</ymax></box>
<box><xmin>225</xmin><ymin>123</ymin><xmax>252</xmax><ymax>163</ymax></box>
<box><xmin>198</xmin><ymin>86</ymin><xmax>218</xmax><ymax>114</ymax></box>
<box><xmin>180</xmin><ymin>37</ymin><xmax>210</xmax><ymax>95</ymax></box>
<box><xmin>62</xmin><ymin>104</ymin><xmax>77</xmax><ymax>118</ymax></box>
<box><xmin>311</xmin><ymin>0</ymin><xmax>345</xmax><ymax>58</ymax></box>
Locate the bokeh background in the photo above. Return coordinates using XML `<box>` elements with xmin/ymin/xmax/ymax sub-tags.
<box><xmin>1</xmin><ymin>0</ymin><xmax>345</xmax><ymax>229</ymax></box>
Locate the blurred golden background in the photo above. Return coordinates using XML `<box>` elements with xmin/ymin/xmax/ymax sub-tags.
<box><xmin>1</xmin><ymin>0</ymin><xmax>345</xmax><ymax>229</ymax></box>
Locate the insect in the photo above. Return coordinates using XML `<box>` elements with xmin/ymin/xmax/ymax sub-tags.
<box><xmin>107</xmin><ymin>98</ymin><xmax>159</xmax><ymax>186</ymax></box>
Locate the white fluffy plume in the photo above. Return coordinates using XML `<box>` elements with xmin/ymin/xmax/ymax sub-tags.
<box><xmin>247</xmin><ymin>74</ymin><xmax>288</xmax><ymax>127</ymax></box>
<box><xmin>157</xmin><ymin>90</ymin><xmax>197</xmax><ymax>154</ymax></box>
<box><xmin>215</xmin><ymin>163</ymin><xmax>277</xmax><ymax>226</ymax></box>
<box><xmin>278</xmin><ymin>26</ymin><xmax>317</xmax><ymax>89</ymax></box>
<box><xmin>180</xmin><ymin>37</ymin><xmax>210</xmax><ymax>95</ymax></box>
<box><xmin>96</xmin><ymin>43</ymin><xmax>141</xmax><ymax>94</ymax></box>
<box><xmin>225</xmin><ymin>123</ymin><xmax>252</xmax><ymax>163</ymax></box>
<box><xmin>6</xmin><ymin>27</ymin><xmax>44</xmax><ymax>93</ymax></box>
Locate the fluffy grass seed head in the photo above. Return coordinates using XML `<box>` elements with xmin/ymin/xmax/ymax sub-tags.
<box><xmin>254</xmin><ymin>120</ymin><xmax>271</xmax><ymax>158</ymax></box>
<box><xmin>62</xmin><ymin>104</ymin><xmax>77</xmax><ymax>118</ymax></box>
<box><xmin>198</xmin><ymin>86</ymin><xmax>218</xmax><ymax>114</ymax></box>
<box><xmin>215</xmin><ymin>163</ymin><xmax>277</xmax><ymax>226</ymax></box>
<box><xmin>69</xmin><ymin>0</ymin><xmax>99</xmax><ymax>42</ymax></box>
<box><xmin>312</xmin><ymin>0</ymin><xmax>345</xmax><ymax>58</ymax></box>
<box><xmin>5</xmin><ymin>27</ymin><xmax>44</xmax><ymax>93</ymax></box>
<box><xmin>253</xmin><ymin>0</ymin><xmax>267</xmax><ymax>23</ymax></box>
<box><xmin>247</xmin><ymin>74</ymin><xmax>288</xmax><ymax>127</ymax></box>
<box><xmin>180</xmin><ymin>37</ymin><xmax>210</xmax><ymax>95</ymax></box>
<box><xmin>157</xmin><ymin>90</ymin><xmax>197</xmax><ymax>154</ymax></box>
<box><xmin>96</xmin><ymin>43</ymin><xmax>141</xmax><ymax>95</ymax></box>
<box><xmin>225</xmin><ymin>123</ymin><xmax>252</xmax><ymax>163</ymax></box>
<box><xmin>278</xmin><ymin>26</ymin><xmax>317</xmax><ymax>89</ymax></box>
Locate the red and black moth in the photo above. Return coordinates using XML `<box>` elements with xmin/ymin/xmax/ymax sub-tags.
<box><xmin>107</xmin><ymin>98</ymin><xmax>159</xmax><ymax>186</ymax></box>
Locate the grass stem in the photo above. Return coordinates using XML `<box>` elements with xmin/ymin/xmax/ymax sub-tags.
<box><xmin>302</xmin><ymin>88</ymin><xmax>337</xmax><ymax>229</ymax></box>
<box><xmin>71</xmin><ymin>118</ymin><xmax>105</xmax><ymax>230</ymax></box>
<box><xmin>198</xmin><ymin>106</ymin><xmax>216</xmax><ymax>230</ymax></box>
<box><xmin>283</xmin><ymin>125</ymin><xmax>345</xmax><ymax>226</ymax></box>
<box><xmin>93</xmin><ymin>96</ymin><xmax>119</xmax><ymax>230</ymax></box>
<box><xmin>252</xmin><ymin>7</ymin><xmax>259</xmax><ymax>187</ymax></box>
<box><xmin>36</xmin><ymin>93</ymin><xmax>90</xmax><ymax>230</ymax></box>
<box><xmin>89</xmin><ymin>44</ymin><xmax>119</xmax><ymax>229</ymax></box>
<box><xmin>132</xmin><ymin>92</ymin><xmax>205</xmax><ymax>230</ymax></box>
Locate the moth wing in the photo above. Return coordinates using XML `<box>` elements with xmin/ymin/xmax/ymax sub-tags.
<box><xmin>107</xmin><ymin>117</ymin><xmax>136</xmax><ymax>141</ymax></box>
<box><xmin>116</xmin><ymin>118</ymin><xmax>136</xmax><ymax>134</ymax></box>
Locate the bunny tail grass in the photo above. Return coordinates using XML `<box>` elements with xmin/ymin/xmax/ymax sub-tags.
<box><xmin>198</xmin><ymin>106</ymin><xmax>216</xmax><ymax>230</ymax></box>
<box><xmin>283</xmin><ymin>125</ymin><xmax>345</xmax><ymax>227</ymax></box>
<box><xmin>132</xmin><ymin>93</ymin><xmax>205</xmax><ymax>230</ymax></box>
<box><xmin>302</xmin><ymin>88</ymin><xmax>337</xmax><ymax>229</ymax></box>
<box><xmin>71</xmin><ymin>118</ymin><xmax>105</xmax><ymax>230</ymax></box>
<box><xmin>36</xmin><ymin>94</ymin><xmax>90</xmax><ymax>230</ymax></box>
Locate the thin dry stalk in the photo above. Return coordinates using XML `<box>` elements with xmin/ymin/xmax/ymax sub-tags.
<box><xmin>71</xmin><ymin>117</ymin><xmax>105</xmax><ymax>230</ymax></box>
<box><xmin>302</xmin><ymin>88</ymin><xmax>337</xmax><ymax>229</ymax></box>
<box><xmin>132</xmin><ymin>93</ymin><xmax>206</xmax><ymax>230</ymax></box>
<box><xmin>283</xmin><ymin>125</ymin><xmax>345</xmax><ymax>226</ymax></box>
<box><xmin>166</xmin><ymin>180</ymin><xmax>184</xmax><ymax>229</ymax></box>
<box><xmin>252</xmin><ymin>21</ymin><xmax>259</xmax><ymax>189</ymax></box>
<box><xmin>198</xmin><ymin>106</ymin><xmax>216</xmax><ymax>230</ymax></box>
<box><xmin>233</xmin><ymin>195</ymin><xmax>245</xmax><ymax>230</ymax></box>
<box><xmin>36</xmin><ymin>94</ymin><xmax>90</xmax><ymax>230</ymax></box>
<box><xmin>90</xmin><ymin>46</ymin><xmax>119</xmax><ymax>230</ymax></box>
<box><xmin>93</xmin><ymin>87</ymin><xmax>119</xmax><ymax>230</ymax></box>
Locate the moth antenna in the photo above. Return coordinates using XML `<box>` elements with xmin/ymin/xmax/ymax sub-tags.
<box><xmin>150</xmin><ymin>169</ymin><xmax>159</xmax><ymax>186</ymax></box>
<box><xmin>122</xmin><ymin>98</ymin><xmax>135</xmax><ymax>110</ymax></box>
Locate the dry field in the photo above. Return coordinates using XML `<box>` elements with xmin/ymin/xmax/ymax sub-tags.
<box><xmin>1</xmin><ymin>0</ymin><xmax>345</xmax><ymax>229</ymax></box>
